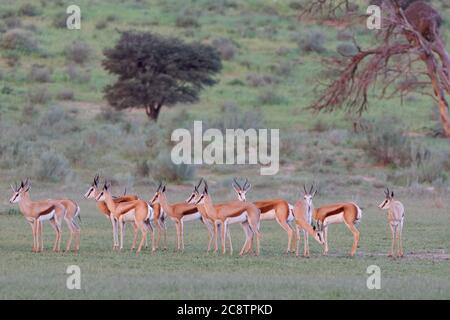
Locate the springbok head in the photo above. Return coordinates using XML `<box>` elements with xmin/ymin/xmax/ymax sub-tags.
<box><xmin>95</xmin><ymin>180</ymin><xmax>111</xmax><ymax>202</ymax></box>
<box><xmin>9</xmin><ymin>178</ymin><xmax>30</xmax><ymax>204</ymax></box>
<box><xmin>186</xmin><ymin>178</ymin><xmax>203</xmax><ymax>204</ymax></box>
<box><xmin>84</xmin><ymin>173</ymin><xmax>100</xmax><ymax>199</ymax></box>
<box><xmin>194</xmin><ymin>180</ymin><xmax>211</xmax><ymax>205</ymax></box>
<box><xmin>150</xmin><ymin>182</ymin><xmax>166</xmax><ymax>205</ymax></box>
<box><xmin>303</xmin><ymin>184</ymin><xmax>317</xmax><ymax>208</ymax></box>
<box><xmin>232</xmin><ymin>178</ymin><xmax>251</xmax><ymax>201</ymax></box>
<box><xmin>378</xmin><ymin>188</ymin><xmax>394</xmax><ymax>210</ymax></box>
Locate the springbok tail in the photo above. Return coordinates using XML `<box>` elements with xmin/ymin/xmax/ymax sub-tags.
<box><xmin>354</xmin><ymin>204</ymin><xmax>362</xmax><ymax>227</ymax></box>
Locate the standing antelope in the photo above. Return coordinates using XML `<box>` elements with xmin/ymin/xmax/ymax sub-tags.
<box><xmin>293</xmin><ymin>184</ymin><xmax>325</xmax><ymax>257</ymax></box>
<box><xmin>186</xmin><ymin>179</ymin><xmax>249</xmax><ymax>255</ymax></box>
<box><xmin>9</xmin><ymin>179</ymin><xmax>81</xmax><ymax>253</ymax></box>
<box><xmin>378</xmin><ymin>188</ymin><xmax>405</xmax><ymax>258</ymax></box>
<box><xmin>84</xmin><ymin>174</ymin><xmax>142</xmax><ymax>250</ymax></box>
<box><xmin>96</xmin><ymin>181</ymin><xmax>152</xmax><ymax>254</ymax></box>
<box><xmin>232</xmin><ymin>178</ymin><xmax>298</xmax><ymax>253</ymax></box>
<box><xmin>195</xmin><ymin>180</ymin><xmax>262</xmax><ymax>256</ymax></box>
<box><xmin>150</xmin><ymin>183</ymin><xmax>202</xmax><ymax>252</ymax></box>
<box><xmin>313</xmin><ymin>199</ymin><xmax>362</xmax><ymax>257</ymax></box>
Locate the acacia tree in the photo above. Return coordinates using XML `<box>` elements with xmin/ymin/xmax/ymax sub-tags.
<box><xmin>301</xmin><ymin>0</ymin><xmax>450</xmax><ymax>137</ymax></box>
<box><xmin>102</xmin><ymin>31</ymin><xmax>222</xmax><ymax>121</ymax></box>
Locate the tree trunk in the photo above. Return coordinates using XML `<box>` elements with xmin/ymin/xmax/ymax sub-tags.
<box><xmin>422</xmin><ymin>53</ymin><xmax>450</xmax><ymax>137</ymax></box>
<box><xmin>145</xmin><ymin>103</ymin><xmax>163</xmax><ymax>121</ymax></box>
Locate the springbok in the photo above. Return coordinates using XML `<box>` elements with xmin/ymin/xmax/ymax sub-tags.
<box><xmin>84</xmin><ymin>174</ymin><xmax>143</xmax><ymax>250</ymax></box>
<box><xmin>232</xmin><ymin>178</ymin><xmax>299</xmax><ymax>253</ymax></box>
<box><xmin>96</xmin><ymin>181</ymin><xmax>152</xmax><ymax>254</ymax></box>
<box><xmin>186</xmin><ymin>179</ymin><xmax>250</xmax><ymax>255</ymax></box>
<box><xmin>150</xmin><ymin>183</ymin><xmax>202</xmax><ymax>252</ymax></box>
<box><xmin>378</xmin><ymin>188</ymin><xmax>405</xmax><ymax>258</ymax></box>
<box><xmin>293</xmin><ymin>184</ymin><xmax>325</xmax><ymax>257</ymax></box>
<box><xmin>9</xmin><ymin>179</ymin><xmax>81</xmax><ymax>253</ymax></box>
<box><xmin>313</xmin><ymin>199</ymin><xmax>362</xmax><ymax>257</ymax></box>
<box><xmin>195</xmin><ymin>180</ymin><xmax>262</xmax><ymax>256</ymax></box>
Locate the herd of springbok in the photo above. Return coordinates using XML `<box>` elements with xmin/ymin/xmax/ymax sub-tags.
<box><xmin>8</xmin><ymin>176</ymin><xmax>406</xmax><ymax>258</ymax></box>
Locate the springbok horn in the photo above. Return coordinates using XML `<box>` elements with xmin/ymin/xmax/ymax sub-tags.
<box><xmin>243</xmin><ymin>178</ymin><xmax>249</xmax><ymax>190</ymax></box>
<box><xmin>10</xmin><ymin>184</ymin><xmax>15</xmax><ymax>192</ymax></box>
<box><xmin>204</xmin><ymin>180</ymin><xmax>208</xmax><ymax>193</ymax></box>
<box><xmin>303</xmin><ymin>184</ymin><xmax>307</xmax><ymax>194</ymax></box>
<box><xmin>233</xmin><ymin>177</ymin><xmax>241</xmax><ymax>189</ymax></box>
<box><xmin>196</xmin><ymin>178</ymin><xmax>204</xmax><ymax>189</ymax></box>
<box><xmin>309</xmin><ymin>184</ymin><xmax>314</xmax><ymax>194</ymax></box>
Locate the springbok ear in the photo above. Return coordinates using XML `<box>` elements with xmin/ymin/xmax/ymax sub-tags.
<box><xmin>162</xmin><ymin>185</ymin><xmax>166</xmax><ymax>193</ymax></box>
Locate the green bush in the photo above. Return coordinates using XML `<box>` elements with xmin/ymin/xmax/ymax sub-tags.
<box><xmin>151</xmin><ymin>152</ymin><xmax>195</xmax><ymax>182</ymax></box>
<box><xmin>34</xmin><ymin>150</ymin><xmax>71</xmax><ymax>182</ymax></box>
<box><xmin>298</xmin><ymin>30</ymin><xmax>326</xmax><ymax>54</ymax></box>
<box><xmin>1</xmin><ymin>28</ymin><xmax>38</xmax><ymax>53</ymax></box>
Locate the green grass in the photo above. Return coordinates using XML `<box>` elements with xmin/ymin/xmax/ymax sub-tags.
<box><xmin>0</xmin><ymin>193</ymin><xmax>449</xmax><ymax>299</ymax></box>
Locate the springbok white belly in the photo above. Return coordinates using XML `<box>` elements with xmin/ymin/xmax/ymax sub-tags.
<box><xmin>225</xmin><ymin>211</ymin><xmax>248</xmax><ymax>225</ymax></box>
<box><xmin>324</xmin><ymin>212</ymin><xmax>345</xmax><ymax>226</ymax></box>
<box><xmin>121</xmin><ymin>209</ymin><xmax>136</xmax><ymax>222</ymax></box>
<box><xmin>261</xmin><ymin>209</ymin><xmax>276</xmax><ymax>221</ymax></box>
<box><xmin>146</xmin><ymin>204</ymin><xmax>154</xmax><ymax>221</ymax></box>
<box><xmin>38</xmin><ymin>210</ymin><xmax>55</xmax><ymax>222</ymax></box>
<box><xmin>181</xmin><ymin>212</ymin><xmax>201</xmax><ymax>222</ymax></box>
<box><xmin>287</xmin><ymin>204</ymin><xmax>295</xmax><ymax>222</ymax></box>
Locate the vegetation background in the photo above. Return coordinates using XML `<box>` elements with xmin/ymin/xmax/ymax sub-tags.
<box><xmin>0</xmin><ymin>0</ymin><xmax>448</xmax><ymax>299</ymax></box>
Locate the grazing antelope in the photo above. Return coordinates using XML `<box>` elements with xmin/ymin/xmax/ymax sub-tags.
<box><xmin>195</xmin><ymin>180</ymin><xmax>262</xmax><ymax>256</ymax></box>
<box><xmin>293</xmin><ymin>184</ymin><xmax>325</xmax><ymax>257</ymax></box>
<box><xmin>96</xmin><ymin>181</ymin><xmax>153</xmax><ymax>254</ymax></box>
<box><xmin>232</xmin><ymin>178</ymin><xmax>298</xmax><ymax>253</ymax></box>
<box><xmin>313</xmin><ymin>199</ymin><xmax>362</xmax><ymax>257</ymax></box>
<box><xmin>378</xmin><ymin>188</ymin><xmax>405</xmax><ymax>258</ymax></box>
<box><xmin>151</xmin><ymin>183</ymin><xmax>202</xmax><ymax>252</ymax></box>
<box><xmin>186</xmin><ymin>179</ymin><xmax>248</xmax><ymax>255</ymax></box>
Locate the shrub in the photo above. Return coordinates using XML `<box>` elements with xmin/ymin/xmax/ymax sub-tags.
<box><xmin>336</xmin><ymin>43</ymin><xmax>358</xmax><ymax>56</ymax></box>
<box><xmin>246</xmin><ymin>73</ymin><xmax>278</xmax><ymax>87</ymax></box>
<box><xmin>298</xmin><ymin>30</ymin><xmax>326</xmax><ymax>54</ymax></box>
<box><xmin>258</xmin><ymin>89</ymin><xmax>286</xmax><ymax>105</ymax></box>
<box><xmin>65</xmin><ymin>64</ymin><xmax>91</xmax><ymax>83</ymax></box>
<box><xmin>175</xmin><ymin>15</ymin><xmax>200</xmax><ymax>28</ymax></box>
<box><xmin>211</xmin><ymin>37</ymin><xmax>237</xmax><ymax>60</ymax></box>
<box><xmin>288</xmin><ymin>1</ymin><xmax>304</xmax><ymax>10</ymax></box>
<box><xmin>210</xmin><ymin>102</ymin><xmax>265</xmax><ymax>131</ymax></box>
<box><xmin>95</xmin><ymin>20</ymin><xmax>108</xmax><ymax>30</ymax></box>
<box><xmin>1</xmin><ymin>28</ymin><xmax>38</xmax><ymax>53</ymax></box>
<box><xmin>18</xmin><ymin>3</ymin><xmax>41</xmax><ymax>16</ymax></box>
<box><xmin>151</xmin><ymin>152</ymin><xmax>195</xmax><ymax>182</ymax></box>
<box><xmin>29</xmin><ymin>64</ymin><xmax>52</xmax><ymax>82</ymax></box>
<box><xmin>56</xmin><ymin>89</ymin><xmax>74</xmax><ymax>101</ymax></box>
<box><xmin>95</xmin><ymin>107</ymin><xmax>124</xmax><ymax>123</ymax></box>
<box><xmin>34</xmin><ymin>151</ymin><xmax>71</xmax><ymax>182</ymax></box>
<box><xmin>336</xmin><ymin>30</ymin><xmax>353</xmax><ymax>41</ymax></box>
<box><xmin>64</xmin><ymin>40</ymin><xmax>92</xmax><ymax>64</ymax></box>
<box><xmin>27</xmin><ymin>86</ymin><xmax>51</xmax><ymax>105</ymax></box>
<box><xmin>4</xmin><ymin>17</ymin><xmax>23</xmax><ymax>29</ymax></box>
<box><xmin>360</xmin><ymin>117</ymin><xmax>414</xmax><ymax>167</ymax></box>
<box><xmin>52</xmin><ymin>14</ymin><xmax>67</xmax><ymax>28</ymax></box>
<box><xmin>2</xmin><ymin>51</ymin><xmax>20</xmax><ymax>67</ymax></box>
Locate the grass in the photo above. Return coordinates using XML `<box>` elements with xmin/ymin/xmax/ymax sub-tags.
<box><xmin>0</xmin><ymin>191</ymin><xmax>449</xmax><ymax>299</ymax></box>
<box><xmin>0</xmin><ymin>0</ymin><xmax>449</xmax><ymax>300</ymax></box>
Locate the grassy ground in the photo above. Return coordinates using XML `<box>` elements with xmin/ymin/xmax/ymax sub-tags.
<box><xmin>0</xmin><ymin>0</ymin><xmax>449</xmax><ymax>300</ymax></box>
<box><xmin>0</xmin><ymin>191</ymin><xmax>449</xmax><ymax>300</ymax></box>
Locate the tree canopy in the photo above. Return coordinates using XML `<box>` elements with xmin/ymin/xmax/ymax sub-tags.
<box><xmin>102</xmin><ymin>31</ymin><xmax>222</xmax><ymax>121</ymax></box>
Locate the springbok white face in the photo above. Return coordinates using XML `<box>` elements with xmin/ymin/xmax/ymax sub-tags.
<box><xmin>186</xmin><ymin>179</ymin><xmax>203</xmax><ymax>204</ymax></box>
<box><xmin>194</xmin><ymin>180</ymin><xmax>210</xmax><ymax>205</ymax></box>
<box><xmin>302</xmin><ymin>184</ymin><xmax>317</xmax><ymax>208</ymax></box>
<box><xmin>9</xmin><ymin>180</ymin><xmax>29</xmax><ymax>204</ymax></box>
<box><xmin>232</xmin><ymin>178</ymin><xmax>251</xmax><ymax>201</ymax></box>
<box><xmin>84</xmin><ymin>174</ymin><xmax>100</xmax><ymax>199</ymax></box>
<box><xmin>95</xmin><ymin>181</ymin><xmax>111</xmax><ymax>202</ymax></box>
<box><xmin>150</xmin><ymin>183</ymin><xmax>166</xmax><ymax>205</ymax></box>
<box><xmin>378</xmin><ymin>188</ymin><xmax>394</xmax><ymax>210</ymax></box>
